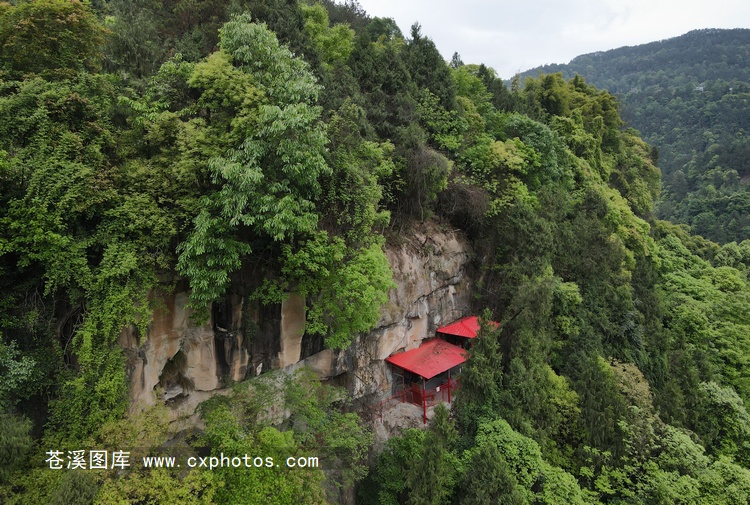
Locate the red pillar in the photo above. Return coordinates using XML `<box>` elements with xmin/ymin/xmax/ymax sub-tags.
<box><xmin>447</xmin><ymin>369</ymin><xmax>451</xmax><ymax>403</ymax></box>
<box><xmin>422</xmin><ymin>377</ymin><xmax>427</xmax><ymax>424</ymax></box>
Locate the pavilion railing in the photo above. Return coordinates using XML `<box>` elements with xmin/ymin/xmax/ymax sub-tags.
<box><xmin>375</xmin><ymin>377</ymin><xmax>460</xmax><ymax>423</ymax></box>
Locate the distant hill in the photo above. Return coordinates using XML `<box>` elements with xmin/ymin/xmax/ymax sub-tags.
<box><xmin>521</xmin><ymin>29</ymin><xmax>750</xmax><ymax>243</ymax></box>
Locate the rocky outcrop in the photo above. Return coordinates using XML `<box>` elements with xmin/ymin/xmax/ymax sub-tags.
<box><xmin>277</xmin><ymin>293</ymin><xmax>307</xmax><ymax>368</ymax></box>
<box><xmin>296</xmin><ymin>222</ymin><xmax>474</xmax><ymax>401</ymax></box>
<box><xmin>123</xmin><ymin>220</ymin><xmax>473</xmax><ymax>412</ymax></box>
<box><xmin>122</xmin><ymin>292</ymin><xmax>249</xmax><ymax>408</ymax></box>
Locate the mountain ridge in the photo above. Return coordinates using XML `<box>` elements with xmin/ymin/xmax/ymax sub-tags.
<box><xmin>522</xmin><ymin>28</ymin><xmax>750</xmax><ymax>88</ymax></box>
<box><xmin>521</xmin><ymin>27</ymin><xmax>750</xmax><ymax>243</ymax></box>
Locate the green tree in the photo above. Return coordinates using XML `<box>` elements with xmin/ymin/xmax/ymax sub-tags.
<box><xmin>104</xmin><ymin>0</ymin><xmax>164</xmax><ymax>78</ymax></box>
<box><xmin>203</xmin><ymin>405</ymin><xmax>328</xmax><ymax>505</ymax></box>
<box><xmin>696</xmin><ymin>381</ymin><xmax>750</xmax><ymax>464</ymax></box>
<box><xmin>469</xmin><ymin>418</ymin><xmax>589</xmax><ymax>504</ymax></box>
<box><xmin>95</xmin><ymin>471</ymin><xmax>216</xmax><ymax>504</ymax></box>
<box><xmin>283</xmin><ymin>369</ymin><xmax>373</xmax><ymax>492</ymax></box>
<box><xmin>322</xmin><ymin>100</ymin><xmax>394</xmax><ymax>246</ymax></box>
<box><xmin>50</xmin><ymin>472</ymin><xmax>99</xmax><ymax>505</ymax></box>
<box><xmin>0</xmin><ymin>71</ymin><xmax>176</xmax><ymax>441</ymax></box>
<box><xmin>0</xmin><ymin>341</ymin><xmax>35</xmax><ymax>409</ymax></box>
<box><xmin>400</xmin><ymin>141</ymin><xmax>452</xmax><ymax>221</ymax></box>
<box><xmin>301</xmin><ymin>2</ymin><xmax>355</xmax><ymax>68</ymax></box>
<box><xmin>0</xmin><ymin>413</ymin><xmax>32</xmax><ymax>484</ymax></box>
<box><xmin>177</xmin><ymin>14</ymin><xmax>330</xmax><ymax>308</ymax></box>
<box><xmin>0</xmin><ymin>0</ymin><xmax>105</xmax><ymax>77</ymax></box>
<box><xmin>405</xmin><ymin>23</ymin><xmax>456</xmax><ymax>108</ymax></box>
<box><xmin>454</xmin><ymin>309</ymin><xmax>504</xmax><ymax>435</ymax></box>
<box><xmin>359</xmin><ymin>429</ymin><xmax>426</xmax><ymax>505</ymax></box>
<box><xmin>459</xmin><ymin>442</ymin><xmax>527</xmax><ymax>505</ymax></box>
<box><xmin>243</xmin><ymin>0</ymin><xmax>310</xmax><ymax>59</ymax></box>
<box><xmin>697</xmin><ymin>456</ymin><xmax>750</xmax><ymax>504</ymax></box>
<box><xmin>405</xmin><ymin>403</ymin><xmax>460</xmax><ymax>505</ymax></box>
<box><xmin>275</xmin><ymin>234</ymin><xmax>394</xmax><ymax>349</ymax></box>
<box><xmin>197</xmin><ymin>369</ymin><xmax>369</xmax><ymax>504</ymax></box>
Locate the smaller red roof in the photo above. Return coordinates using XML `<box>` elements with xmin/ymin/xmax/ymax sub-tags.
<box><xmin>437</xmin><ymin>316</ymin><xmax>498</xmax><ymax>339</ymax></box>
<box><xmin>386</xmin><ymin>339</ymin><xmax>466</xmax><ymax>379</ymax></box>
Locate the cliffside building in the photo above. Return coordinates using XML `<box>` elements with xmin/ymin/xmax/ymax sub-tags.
<box><xmin>384</xmin><ymin>315</ymin><xmax>498</xmax><ymax>423</ymax></box>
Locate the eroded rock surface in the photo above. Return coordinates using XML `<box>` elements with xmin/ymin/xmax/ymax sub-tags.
<box><xmin>123</xmin><ymin>220</ymin><xmax>473</xmax><ymax>413</ymax></box>
<box><xmin>305</xmin><ymin>222</ymin><xmax>473</xmax><ymax>402</ymax></box>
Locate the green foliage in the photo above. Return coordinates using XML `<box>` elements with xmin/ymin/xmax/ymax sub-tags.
<box><xmin>0</xmin><ymin>70</ymin><xmax>173</xmax><ymax>441</ymax></box>
<box><xmin>0</xmin><ymin>413</ymin><xmax>33</xmax><ymax>484</ymax></box>
<box><xmin>279</xmin><ymin>234</ymin><xmax>394</xmax><ymax>349</ymax></box>
<box><xmin>656</xmin><ymin>424</ymin><xmax>711</xmax><ymax>475</ymax></box>
<box><xmin>4</xmin><ymin>4</ymin><xmax>750</xmax><ymax>503</ymax></box>
<box><xmin>176</xmin><ymin>208</ymin><xmax>251</xmax><ymax>311</ymax></box>
<box><xmin>573</xmin><ymin>354</ymin><xmax>628</xmax><ymax>456</ymax></box>
<box><xmin>469</xmin><ymin>418</ymin><xmax>589</xmax><ymax>504</ymax></box>
<box><xmin>653</xmin><ymin>228</ymin><xmax>750</xmax><ymax>413</ymax></box>
<box><xmin>459</xmin><ymin>441</ymin><xmax>527</xmax><ymax>505</ymax></box>
<box><xmin>0</xmin><ymin>467</ymin><xmax>67</xmax><ymax>505</ymax></box>
<box><xmin>440</xmin><ymin>61</ymin><xmax>750</xmax><ymax>501</ymax></box>
<box><xmin>323</xmin><ymin>99</ymin><xmax>394</xmax><ymax>245</ymax></box>
<box><xmin>178</xmin><ymin>61</ymin><xmax>400</xmax><ymax>348</ymax></box>
<box><xmin>301</xmin><ymin>2</ymin><xmax>355</xmax><ymax>68</ymax></box>
<box><xmin>405</xmin><ymin>404</ymin><xmax>460</xmax><ymax>505</ymax></box>
<box><xmin>50</xmin><ymin>471</ymin><xmax>99</xmax><ymax>505</ymax></box>
<box><xmin>361</xmin><ymin>429</ymin><xmax>426</xmax><ymax>505</ymax></box>
<box><xmin>452</xmin><ymin>65</ymin><xmax>494</xmax><ymax>118</ymax></box>
<box><xmin>696</xmin><ymin>381</ymin><xmax>750</xmax><ymax>464</ymax></box>
<box><xmin>697</xmin><ymin>456</ymin><xmax>750</xmax><ymax>505</ymax></box>
<box><xmin>178</xmin><ymin>14</ymin><xmax>332</xmax><ymax>309</ymax></box>
<box><xmin>611</xmin><ymin>130</ymin><xmax>661</xmax><ymax>217</ymax></box>
<box><xmin>405</xmin><ymin>23</ymin><xmax>456</xmax><ymax>109</ymax></box>
<box><xmin>454</xmin><ymin>310</ymin><xmax>504</xmax><ymax>434</ymax></box>
<box><xmin>282</xmin><ymin>369</ymin><xmax>373</xmax><ymax>491</ymax></box>
<box><xmin>241</xmin><ymin>0</ymin><xmax>311</xmax><ymax>59</ymax></box>
<box><xmin>197</xmin><ymin>369</ymin><xmax>369</xmax><ymax>504</ymax></box>
<box><xmin>400</xmin><ymin>142</ymin><xmax>452</xmax><ymax>220</ymax></box>
<box><xmin>95</xmin><ymin>468</ymin><xmax>217</xmax><ymax>505</ymax></box>
<box><xmin>104</xmin><ymin>0</ymin><xmax>164</xmax><ymax>78</ymax></box>
<box><xmin>0</xmin><ymin>340</ymin><xmax>35</xmax><ymax>408</ymax></box>
<box><xmin>526</xmin><ymin>29</ymin><xmax>750</xmax><ymax>243</ymax></box>
<box><xmin>202</xmin><ymin>403</ymin><xmax>328</xmax><ymax>505</ymax></box>
<box><xmin>416</xmin><ymin>88</ymin><xmax>465</xmax><ymax>153</ymax></box>
<box><xmin>104</xmin><ymin>0</ymin><xmax>235</xmax><ymax>78</ymax></box>
<box><xmin>45</xmin><ymin>241</ymin><xmax>157</xmax><ymax>440</ymax></box>
<box><xmin>474</xmin><ymin>418</ymin><xmax>543</xmax><ymax>493</ymax></box>
<box><xmin>499</xmin><ymin>112</ymin><xmax>571</xmax><ymax>188</ymax></box>
<box><xmin>94</xmin><ymin>402</ymin><xmax>174</xmax><ymax>462</ymax></box>
<box><xmin>0</xmin><ymin>0</ymin><xmax>105</xmax><ymax>77</ymax></box>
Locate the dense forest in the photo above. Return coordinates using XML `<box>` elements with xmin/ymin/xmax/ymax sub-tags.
<box><xmin>523</xmin><ymin>28</ymin><xmax>750</xmax><ymax>244</ymax></box>
<box><xmin>2</xmin><ymin>1</ymin><xmax>750</xmax><ymax>504</ymax></box>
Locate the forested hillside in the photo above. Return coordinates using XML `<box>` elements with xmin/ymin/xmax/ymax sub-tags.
<box><xmin>523</xmin><ymin>29</ymin><xmax>750</xmax><ymax>244</ymax></box>
<box><xmin>2</xmin><ymin>1</ymin><xmax>750</xmax><ymax>504</ymax></box>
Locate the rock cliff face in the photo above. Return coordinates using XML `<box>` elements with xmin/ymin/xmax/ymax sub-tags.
<box><xmin>300</xmin><ymin>223</ymin><xmax>474</xmax><ymax>401</ymax></box>
<box><xmin>123</xmin><ymin>221</ymin><xmax>473</xmax><ymax>411</ymax></box>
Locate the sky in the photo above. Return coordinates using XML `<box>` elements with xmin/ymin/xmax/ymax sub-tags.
<box><xmin>354</xmin><ymin>0</ymin><xmax>750</xmax><ymax>79</ymax></box>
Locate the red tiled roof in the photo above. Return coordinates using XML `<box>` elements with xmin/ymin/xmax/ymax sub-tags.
<box><xmin>436</xmin><ymin>316</ymin><xmax>498</xmax><ymax>339</ymax></box>
<box><xmin>385</xmin><ymin>339</ymin><xmax>466</xmax><ymax>379</ymax></box>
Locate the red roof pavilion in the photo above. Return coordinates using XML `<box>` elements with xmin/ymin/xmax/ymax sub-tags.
<box><xmin>382</xmin><ymin>315</ymin><xmax>498</xmax><ymax>424</ymax></box>
<box><xmin>436</xmin><ymin>315</ymin><xmax>498</xmax><ymax>339</ymax></box>
<box><xmin>385</xmin><ymin>338</ymin><xmax>466</xmax><ymax>379</ymax></box>
<box><xmin>385</xmin><ymin>338</ymin><xmax>466</xmax><ymax>423</ymax></box>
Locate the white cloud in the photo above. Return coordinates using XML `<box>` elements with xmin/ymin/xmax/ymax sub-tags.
<box><xmin>354</xmin><ymin>0</ymin><xmax>750</xmax><ymax>78</ymax></box>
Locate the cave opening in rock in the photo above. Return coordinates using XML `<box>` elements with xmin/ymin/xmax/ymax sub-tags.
<box><xmin>212</xmin><ymin>296</ymin><xmax>233</xmax><ymax>331</ymax></box>
<box><xmin>299</xmin><ymin>328</ymin><xmax>325</xmax><ymax>361</ymax></box>
<box><xmin>157</xmin><ymin>350</ymin><xmax>194</xmax><ymax>401</ymax></box>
